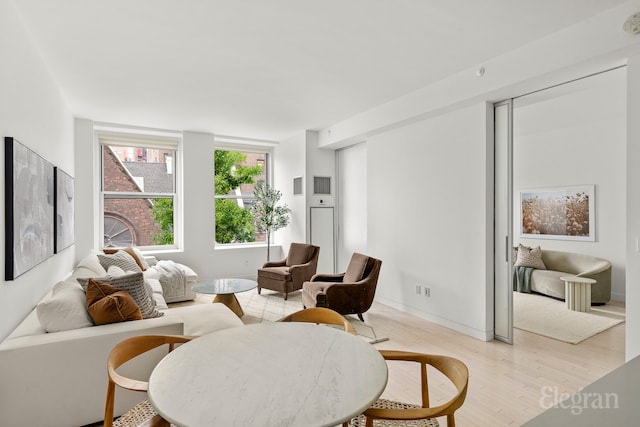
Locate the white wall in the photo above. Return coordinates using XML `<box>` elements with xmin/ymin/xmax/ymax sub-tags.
<box><xmin>626</xmin><ymin>52</ymin><xmax>640</xmax><ymax>361</ymax></box>
<box><xmin>0</xmin><ymin>0</ymin><xmax>75</xmax><ymax>341</ymax></box>
<box><xmin>367</xmin><ymin>103</ymin><xmax>493</xmax><ymax>340</ymax></box>
<box><xmin>275</xmin><ymin>131</ymin><xmax>308</xmax><ymax>249</ymax></box>
<box><xmin>513</xmin><ymin>68</ymin><xmax>627</xmax><ymax>301</ymax></box>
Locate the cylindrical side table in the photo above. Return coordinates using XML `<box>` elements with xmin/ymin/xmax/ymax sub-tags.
<box><xmin>560</xmin><ymin>276</ymin><xmax>596</xmax><ymax>312</ymax></box>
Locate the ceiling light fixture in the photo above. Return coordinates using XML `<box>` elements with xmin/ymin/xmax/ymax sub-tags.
<box><xmin>476</xmin><ymin>66</ymin><xmax>486</xmax><ymax>77</ymax></box>
<box><xmin>623</xmin><ymin>12</ymin><xmax>640</xmax><ymax>35</ymax></box>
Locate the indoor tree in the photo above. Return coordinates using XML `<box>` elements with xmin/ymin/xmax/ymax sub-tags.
<box><xmin>251</xmin><ymin>181</ymin><xmax>291</xmax><ymax>260</ymax></box>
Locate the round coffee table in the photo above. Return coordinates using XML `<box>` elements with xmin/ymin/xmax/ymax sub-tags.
<box><xmin>192</xmin><ymin>278</ymin><xmax>257</xmax><ymax>317</ymax></box>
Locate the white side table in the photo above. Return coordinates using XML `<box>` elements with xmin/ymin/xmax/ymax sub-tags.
<box><xmin>560</xmin><ymin>276</ymin><xmax>596</xmax><ymax>312</ymax></box>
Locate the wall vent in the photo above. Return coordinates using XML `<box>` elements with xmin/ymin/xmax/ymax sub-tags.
<box><xmin>313</xmin><ymin>176</ymin><xmax>331</xmax><ymax>195</ymax></box>
<box><xmin>293</xmin><ymin>176</ymin><xmax>303</xmax><ymax>195</ymax></box>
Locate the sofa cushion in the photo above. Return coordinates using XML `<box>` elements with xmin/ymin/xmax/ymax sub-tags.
<box><xmin>85</xmin><ymin>279</ymin><xmax>143</xmax><ymax>325</ymax></box>
<box><xmin>72</xmin><ymin>252</ymin><xmax>108</xmax><ymax>279</ymax></box>
<box><xmin>36</xmin><ymin>280</ymin><xmax>94</xmax><ymax>332</ymax></box>
<box><xmin>77</xmin><ymin>272</ymin><xmax>162</xmax><ymax>319</ymax></box>
<box><xmin>515</xmin><ymin>244</ymin><xmax>546</xmax><ymax>270</ymax></box>
<box><xmin>97</xmin><ymin>251</ymin><xmax>142</xmax><ymax>273</ymax></box>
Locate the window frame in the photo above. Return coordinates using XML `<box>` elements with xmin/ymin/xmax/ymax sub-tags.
<box><xmin>214</xmin><ymin>144</ymin><xmax>272</xmax><ymax>247</ymax></box>
<box><xmin>97</xmin><ymin>127</ymin><xmax>182</xmax><ymax>252</ymax></box>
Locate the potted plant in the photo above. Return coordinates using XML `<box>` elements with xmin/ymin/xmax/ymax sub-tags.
<box><xmin>251</xmin><ymin>181</ymin><xmax>291</xmax><ymax>260</ymax></box>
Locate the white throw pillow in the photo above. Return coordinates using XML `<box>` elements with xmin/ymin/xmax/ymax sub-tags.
<box><xmin>36</xmin><ymin>280</ymin><xmax>93</xmax><ymax>332</ymax></box>
<box><xmin>514</xmin><ymin>244</ymin><xmax>547</xmax><ymax>270</ymax></box>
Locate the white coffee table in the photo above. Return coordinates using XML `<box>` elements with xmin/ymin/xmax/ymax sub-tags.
<box><xmin>561</xmin><ymin>275</ymin><xmax>596</xmax><ymax>312</ymax></box>
<box><xmin>192</xmin><ymin>278</ymin><xmax>257</xmax><ymax>317</ymax></box>
<box><xmin>148</xmin><ymin>322</ymin><xmax>388</xmax><ymax>426</ymax></box>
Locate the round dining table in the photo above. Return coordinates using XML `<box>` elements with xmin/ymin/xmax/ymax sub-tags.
<box><xmin>148</xmin><ymin>322</ymin><xmax>388</xmax><ymax>427</ymax></box>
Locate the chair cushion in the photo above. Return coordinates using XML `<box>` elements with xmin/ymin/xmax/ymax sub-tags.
<box><xmin>286</xmin><ymin>243</ymin><xmax>313</xmax><ymax>267</ymax></box>
<box><xmin>258</xmin><ymin>266</ymin><xmax>291</xmax><ymax>281</ymax></box>
<box><xmin>344</xmin><ymin>253</ymin><xmax>369</xmax><ymax>282</ymax></box>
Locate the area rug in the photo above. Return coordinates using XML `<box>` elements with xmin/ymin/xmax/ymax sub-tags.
<box><xmin>195</xmin><ymin>290</ymin><xmax>389</xmax><ymax>344</ymax></box>
<box><xmin>513</xmin><ymin>291</ymin><xmax>625</xmax><ymax>344</ymax></box>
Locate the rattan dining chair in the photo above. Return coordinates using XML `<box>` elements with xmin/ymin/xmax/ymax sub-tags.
<box><xmin>104</xmin><ymin>335</ymin><xmax>194</xmax><ymax>427</ymax></box>
<box><xmin>278</xmin><ymin>307</ymin><xmax>357</xmax><ymax>335</ymax></box>
<box><xmin>350</xmin><ymin>350</ymin><xmax>469</xmax><ymax>427</ymax></box>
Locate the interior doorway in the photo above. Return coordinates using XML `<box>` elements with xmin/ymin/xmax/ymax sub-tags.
<box><xmin>494</xmin><ymin>67</ymin><xmax>627</xmax><ymax>345</ymax></box>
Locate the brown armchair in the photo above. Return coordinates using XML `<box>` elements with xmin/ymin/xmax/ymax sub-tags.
<box><xmin>302</xmin><ymin>252</ymin><xmax>382</xmax><ymax>321</ymax></box>
<box><xmin>257</xmin><ymin>242</ymin><xmax>320</xmax><ymax>300</ymax></box>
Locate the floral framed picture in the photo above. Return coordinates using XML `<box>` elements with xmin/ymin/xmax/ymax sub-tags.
<box><xmin>519</xmin><ymin>185</ymin><xmax>595</xmax><ymax>241</ymax></box>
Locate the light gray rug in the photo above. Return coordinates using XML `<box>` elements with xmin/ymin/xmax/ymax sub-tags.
<box><xmin>513</xmin><ymin>291</ymin><xmax>625</xmax><ymax>344</ymax></box>
<box><xmin>195</xmin><ymin>289</ymin><xmax>389</xmax><ymax>344</ymax></box>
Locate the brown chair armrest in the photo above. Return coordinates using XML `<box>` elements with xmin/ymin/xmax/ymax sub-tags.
<box><xmin>310</xmin><ymin>273</ymin><xmax>345</xmax><ymax>282</ymax></box>
<box><xmin>262</xmin><ymin>259</ymin><xmax>286</xmax><ymax>268</ymax></box>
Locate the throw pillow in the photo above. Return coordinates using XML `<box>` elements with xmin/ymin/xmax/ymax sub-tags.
<box><xmin>36</xmin><ymin>280</ymin><xmax>94</xmax><ymax>332</ymax></box>
<box><xmin>85</xmin><ymin>279</ymin><xmax>142</xmax><ymax>325</ymax></box>
<box><xmin>514</xmin><ymin>244</ymin><xmax>547</xmax><ymax>270</ymax></box>
<box><xmin>97</xmin><ymin>251</ymin><xmax>142</xmax><ymax>273</ymax></box>
<box><xmin>103</xmin><ymin>247</ymin><xmax>148</xmax><ymax>271</ymax></box>
<box><xmin>77</xmin><ymin>272</ymin><xmax>163</xmax><ymax>319</ymax></box>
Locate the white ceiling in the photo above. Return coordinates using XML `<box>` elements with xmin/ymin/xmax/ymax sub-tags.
<box><xmin>13</xmin><ymin>0</ymin><xmax>632</xmax><ymax>141</ymax></box>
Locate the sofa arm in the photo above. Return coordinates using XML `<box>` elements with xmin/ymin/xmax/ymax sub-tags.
<box><xmin>576</xmin><ymin>260</ymin><xmax>612</xmax><ymax>277</ymax></box>
<box><xmin>0</xmin><ymin>317</ymin><xmax>185</xmax><ymax>427</ymax></box>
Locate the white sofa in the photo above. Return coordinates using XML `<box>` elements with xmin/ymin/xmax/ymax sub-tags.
<box><xmin>0</xmin><ymin>252</ymin><xmax>244</xmax><ymax>427</ymax></box>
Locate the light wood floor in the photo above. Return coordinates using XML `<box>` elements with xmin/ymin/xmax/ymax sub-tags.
<box><xmin>362</xmin><ymin>300</ymin><xmax>625</xmax><ymax>426</ymax></box>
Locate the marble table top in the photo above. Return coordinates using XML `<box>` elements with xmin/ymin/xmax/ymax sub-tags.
<box><xmin>148</xmin><ymin>322</ymin><xmax>388</xmax><ymax>427</ymax></box>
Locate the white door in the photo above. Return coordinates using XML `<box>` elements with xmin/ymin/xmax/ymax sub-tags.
<box><xmin>494</xmin><ymin>100</ymin><xmax>514</xmax><ymax>344</ymax></box>
<box><xmin>336</xmin><ymin>142</ymin><xmax>367</xmax><ymax>272</ymax></box>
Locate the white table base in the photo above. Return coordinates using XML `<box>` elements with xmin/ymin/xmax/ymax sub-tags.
<box><xmin>561</xmin><ymin>276</ymin><xmax>596</xmax><ymax>312</ymax></box>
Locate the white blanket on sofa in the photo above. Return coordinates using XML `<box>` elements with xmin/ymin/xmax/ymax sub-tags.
<box><xmin>155</xmin><ymin>260</ymin><xmax>187</xmax><ymax>299</ymax></box>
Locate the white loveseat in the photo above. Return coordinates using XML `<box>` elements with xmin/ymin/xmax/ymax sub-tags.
<box><xmin>0</xmin><ymin>251</ymin><xmax>244</xmax><ymax>427</ymax></box>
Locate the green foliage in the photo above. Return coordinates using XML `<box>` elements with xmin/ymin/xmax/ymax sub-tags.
<box><xmin>151</xmin><ymin>198</ymin><xmax>174</xmax><ymax>245</ymax></box>
<box><xmin>214</xmin><ymin>151</ymin><xmax>262</xmax><ymax>195</ymax></box>
<box><xmin>251</xmin><ymin>181</ymin><xmax>291</xmax><ymax>260</ymax></box>
<box><xmin>214</xmin><ymin>150</ymin><xmax>263</xmax><ymax>244</ymax></box>
<box><xmin>150</xmin><ymin>150</ymin><xmax>265</xmax><ymax>246</ymax></box>
<box><xmin>215</xmin><ymin>199</ymin><xmax>256</xmax><ymax>243</ymax></box>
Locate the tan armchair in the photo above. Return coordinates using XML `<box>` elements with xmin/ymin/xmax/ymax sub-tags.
<box><xmin>302</xmin><ymin>252</ymin><xmax>381</xmax><ymax>321</ymax></box>
<box><xmin>257</xmin><ymin>242</ymin><xmax>319</xmax><ymax>300</ymax></box>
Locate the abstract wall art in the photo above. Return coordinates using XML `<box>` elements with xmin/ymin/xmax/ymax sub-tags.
<box><xmin>54</xmin><ymin>167</ymin><xmax>75</xmax><ymax>253</ymax></box>
<box><xmin>4</xmin><ymin>137</ymin><xmax>55</xmax><ymax>280</ymax></box>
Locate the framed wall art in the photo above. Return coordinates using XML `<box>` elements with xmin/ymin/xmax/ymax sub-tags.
<box><xmin>4</xmin><ymin>137</ymin><xmax>55</xmax><ymax>280</ymax></box>
<box><xmin>54</xmin><ymin>167</ymin><xmax>75</xmax><ymax>253</ymax></box>
<box><xmin>519</xmin><ymin>185</ymin><xmax>595</xmax><ymax>242</ymax></box>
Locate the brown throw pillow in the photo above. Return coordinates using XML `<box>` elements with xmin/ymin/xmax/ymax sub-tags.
<box><xmin>86</xmin><ymin>279</ymin><xmax>142</xmax><ymax>325</ymax></box>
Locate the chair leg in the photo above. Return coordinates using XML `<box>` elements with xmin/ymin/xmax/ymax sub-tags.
<box><xmin>257</xmin><ymin>287</ymin><xmax>261</xmax><ymax>294</ymax></box>
<box><xmin>358</xmin><ymin>313</ymin><xmax>364</xmax><ymax>322</ymax></box>
<box><xmin>284</xmin><ymin>292</ymin><xmax>288</xmax><ymax>301</ymax></box>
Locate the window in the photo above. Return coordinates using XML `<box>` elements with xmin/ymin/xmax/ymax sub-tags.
<box><xmin>99</xmin><ymin>130</ymin><xmax>180</xmax><ymax>250</ymax></box>
<box><xmin>214</xmin><ymin>148</ymin><xmax>269</xmax><ymax>244</ymax></box>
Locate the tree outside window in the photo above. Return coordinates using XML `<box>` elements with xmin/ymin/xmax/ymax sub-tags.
<box><xmin>214</xmin><ymin>150</ymin><xmax>265</xmax><ymax>244</ymax></box>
